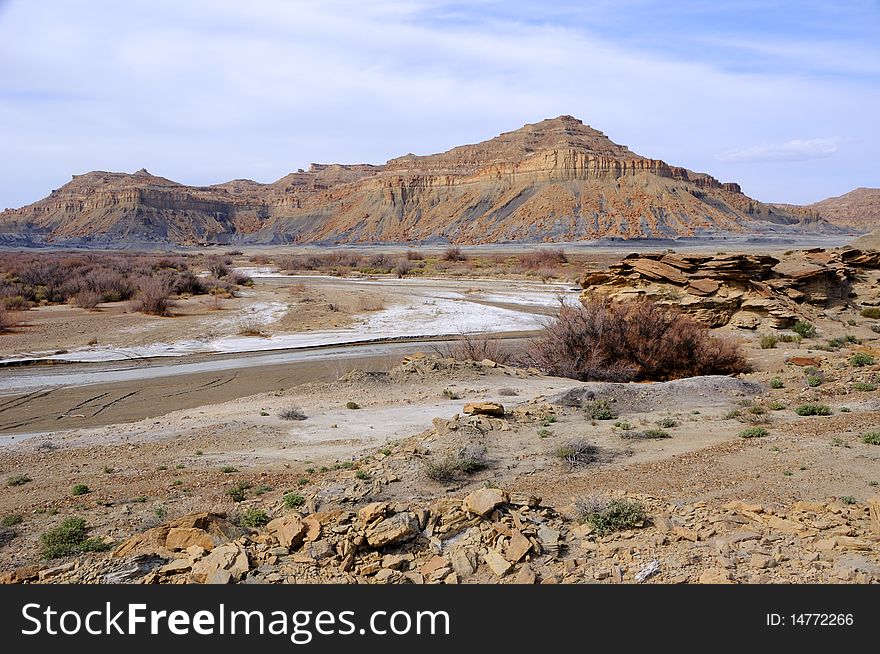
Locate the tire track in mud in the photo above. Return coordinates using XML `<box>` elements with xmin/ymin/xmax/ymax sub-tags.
<box><xmin>57</xmin><ymin>392</ymin><xmax>110</xmax><ymax>419</ymax></box>
<box><xmin>0</xmin><ymin>389</ymin><xmax>55</xmax><ymax>414</ymax></box>
<box><xmin>92</xmin><ymin>390</ymin><xmax>140</xmax><ymax>416</ymax></box>
<box><xmin>165</xmin><ymin>375</ymin><xmax>237</xmax><ymax>398</ymax></box>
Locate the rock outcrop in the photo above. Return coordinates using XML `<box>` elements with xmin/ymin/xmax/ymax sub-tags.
<box><xmin>778</xmin><ymin>187</ymin><xmax>880</xmax><ymax>233</ymax></box>
<box><xmin>581</xmin><ymin>248</ymin><xmax>880</xmax><ymax>328</ymax></box>
<box><xmin>0</xmin><ymin>116</ymin><xmax>835</xmax><ymax>247</ymax></box>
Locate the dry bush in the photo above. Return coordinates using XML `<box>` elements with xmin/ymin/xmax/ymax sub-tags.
<box><xmin>394</xmin><ymin>259</ymin><xmax>414</xmax><ymax>278</ymax></box>
<box><xmin>442</xmin><ymin>246</ymin><xmax>466</xmax><ymax>262</ymax></box>
<box><xmin>237</xmin><ymin>318</ymin><xmax>267</xmax><ymax>337</ymax></box>
<box><xmin>442</xmin><ymin>333</ymin><xmax>514</xmax><ymax>364</ymax></box>
<box><xmin>131</xmin><ymin>277</ymin><xmax>173</xmax><ymax>316</ymax></box>
<box><xmin>527</xmin><ymin>296</ymin><xmax>748</xmax><ymax>382</ymax></box>
<box><xmin>0</xmin><ymin>306</ymin><xmax>18</xmax><ymax>332</ymax></box>
<box><xmin>406</xmin><ymin>250</ymin><xmax>424</xmax><ymax>261</ymax></box>
<box><xmin>74</xmin><ymin>288</ymin><xmax>101</xmax><ymax>310</ymax></box>
<box><xmin>356</xmin><ymin>295</ymin><xmax>385</xmax><ymax>312</ymax></box>
<box><xmin>520</xmin><ymin>248</ymin><xmax>568</xmax><ymax>270</ymax></box>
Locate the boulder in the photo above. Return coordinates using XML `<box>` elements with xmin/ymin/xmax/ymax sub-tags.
<box><xmin>463</xmin><ymin>488</ymin><xmax>508</xmax><ymax>516</ymax></box>
<box><xmin>463</xmin><ymin>402</ymin><xmax>505</xmax><ymax>417</ymax></box>
<box><xmin>266</xmin><ymin>514</ymin><xmax>307</xmax><ymax>550</ymax></box>
<box><xmin>190</xmin><ymin>543</ymin><xmax>249</xmax><ymax>584</ymax></box>
<box><xmin>365</xmin><ymin>512</ymin><xmax>420</xmax><ymax>548</ymax></box>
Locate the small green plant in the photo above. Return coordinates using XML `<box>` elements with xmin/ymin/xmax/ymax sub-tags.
<box><xmin>39</xmin><ymin>518</ymin><xmax>113</xmax><ymax>559</ymax></box>
<box><xmin>7</xmin><ymin>474</ymin><xmax>32</xmax><ymax>487</ymax></box>
<box><xmin>555</xmin><ymin>439</ymin><xmax>599</xmax><ymax>467</ymax></box>
<box><xmin>154</xmin><ymin>506</ymin><xmax>167</xmax><ymax>521</ymax></box>
<box><xmin>195</xmin><ymin>450</ymin><xmax>204</xmax><ymax>456</ymax></box>
<box><xmin>442</xmin><ymin>388</ymin><xmax>461</xmax><ymax>400</ymax></box>
<box><xmin>853</xmin><ymin>381</ymin><xmax>877</xmax><ymax>391</ymax></box>
<box><xmin>759</xmin><ymin>334</ymin><xmax>778</xmax><ymax>349</ymax></box>
<box><xmin>283</xmin><ymin>492</ymin><xmax>306</xmax><ymax>509</ymax></box>
<box><xmin>869</xmin><ymin>480</ymin><xmax>878</xmax><ymax>487</ymax></box>
<box><xmin>794</xmin><ymin>403</ymin><xmax>832</xmax><ymax>416</ymax></box>
<box><xmin>102</xmin><ymin>466</ymin><xmax>114</xmax><ymax>474</ymax></box>
<box><xmin>253</xmin><ymin>484</ymin><xmax>272</xmax><ymax>496</ymax></box>
<box><xmin>739</xmin><ymin>427</ymin><xmax>768</xmax><ymax>439</ymax></box>
<box><xmin>582</xmin><ymin>398</ymin><xmax>617</xmax><ymax>420</ymax></box>
<box><xmin>71</xmin><ymin>484</ymin><xmax>90</xmax><ymax>496</ymax></box>
<box><xmin>537</xmin><ymin>428</ymin><xmax>551</xmax><ymax>438</ymax></box>
<box><xmin>355</xmin><ymin>469</ymin><xmax>371</xmax><ymax>481</ymax></box>
<box><xmin>345</xmin><ymin>401</ymin><xmax>361</xmax><ymax>410</ymax></box>
<box><xmin>861</xmin><ymin>432</ymin><xmax>880</xmax><ymax>445</ymax></box>
<box><xmin>656</xmin><ymin>417</ymin><xmax>678</xmax><ymax>429</ymax></box>
<box><xmin>297</xmin><ymin>477</ymin><xmax>310</xmax><ymax>487</ymax></box>
<box><xmin>227</xmin><ymin>483</ymin><xmax>249</xmax><ymax>502</ymax></box>
<box><xmin>157</xmin><ymin>465</ymin><xmax>168</xmax><ymax>471</ymax></box>
<box><xmin>769</xmin><ymin>378</ymin><xmax>784</xmax><ymax>389</ymax></box>
<box><xmin>806</xmin><ymin>375</ymin><xmax>822</xmax><ymax>387</ymax></box>
<box><xmin>850</xmin><ymin>352</ymin><xmax>875</xmax><ymax>367</ymax></box>
<box><xmin>132</xmin><ymin>495</ymin><xmax>148</xmax><ymax>503</ymax></box>
<box><xmin>378</xmin><ymin>448</ymin><xmax>392</xmax><ymax>457</ymax></box>
<box><xmin>582</xmin><ymin>500</ymin><xmax>646</xmax><ymax>535</ymax></box>
<box><xmin>239</xmin><ymin>508</ymin><xmax>271</xmax><ymax>528</ymax></box>
<box><xmin>613</xmin><ymin>420</ymin><xmax>632</xmax><ymax>430</ymax></box>
<box><xmin>840</xmin><ymin>495</ymin><xmax>857</xmax><ymax>505</ymax></box>
<box><xmin>783</xmin><ymin>470</ymin><xmax>793</xmax><ymax>477</ymax></box>
<box><xmin>767</xmin><ymin>400</ymin><xmax>786</xmax><ymax>410</ymax></box>
<box><xmin>778</xmin><ymin>334</ymin><xmax>802</xmax><ymax>344</ymax></box>
<box><xmin>831</xmin><ymin>436</ymin><xmax>850</xmax><ymax>448</ymax></box>
<box><xmin>319</xmin><ymin>466</ymin><xmax>329</xmax><ymax>473</ymax></box>
<box><xmin>221</xmin><ymin>465</ymin><xmax>238</xmax><ymax>474</ymax></box>
<box><xmin>792</xmin><ymin>321</ymin><xmax>816</xmax><ymax>338</ymax></box>
<box><xmin>840</xmin><ymin>406</ymin><xmax>851</xmax><ymax>413</ymax></box>
<box><xmin>1</xmin><ymin>514</ymin><xmax>23</xmax><ymax>527</ymax></box>
<box><xmin>175</xmin><ymin>463</ymin><xmax>185</xmax><ymax>469</ymax></box>
<box><xmin>260</xmin><ymin>411</ymin><xmax>270</xmax><ymax>417</ymax></box>
<box><xmin>541</xmin><ymin>415</ymin><xmax>558</xmax><ymax>426</ymax></box>
<box><xmin>860</xmin><ymin>307</ymin><xmax>880</xmax><ymax>319</ymax></box>
<box><xmin>640</xmin><ymin>429</ymin><xmax>671</xmax><ymax>439</ymax></box>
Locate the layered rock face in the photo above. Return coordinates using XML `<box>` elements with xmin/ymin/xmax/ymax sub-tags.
<box><xmin>581</xmin><ymin>248</ymin><xmax>880</xmax><ymax>328</ymax></box>
<box><xmin>0</xmin><ymin>116</ymin><xmax>834</xmax><ymax>246</ymax></box>
<box><xmin>779</xmin><ymin>188</ymin><xmax>880</xmax><ymax>232</ymax></box>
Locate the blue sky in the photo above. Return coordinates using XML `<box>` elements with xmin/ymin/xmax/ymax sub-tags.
<box><xmin>0</xmin><ymin>0</ymin><xmax>877</xmax><ymax>208</ymax></box>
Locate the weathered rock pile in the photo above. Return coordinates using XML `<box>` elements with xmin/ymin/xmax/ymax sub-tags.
<box><xmin>5</xmin><ymin>493</ymin><xmax>879</xmax><ymax>585</ymax></box>
<box><xmin>581</xmin><ymin>248</ymin><xmax>880</xmax><ymax>328</ymax></box>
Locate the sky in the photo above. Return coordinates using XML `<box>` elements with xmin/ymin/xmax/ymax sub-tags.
<box><xmin>0</xmin><ymin>0</ymin><xmax>877</xmax><ymax>209</ymax></box>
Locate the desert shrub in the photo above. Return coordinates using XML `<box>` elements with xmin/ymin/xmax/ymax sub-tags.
<box><xmin>526</xmin><ymin>297</ymin><xmax>747</xmax><ymax>382</ymax></box>
<box><xmin>767</xmin><ymin>400</ymin><xmax>786</xmax><ymax>410</ymax></box>
<box><xmin>208</xmin><ymin>258</ymin><xmax>230</xmax><ymax>278</ymax></box>
<box><xmin>279</xmin><ymin>407</ymin><xmax>307</xmax><ymax>421</ymax></box>
<box><xmin>220</xmin><ymin>466</ymin><xmax>238</xmax><ymax>474</ymax></box>
<box><xmin>424</xmin><ymin>445</ymin><xmax>489</xmax><ymax>483</ymax></box>
<box><xmin>6</xmin><ymin>474</ymin><xmax>31</xmax><ymax>487</ymax></box>
<box><xmin>442</xmin><ymin>246</ymin><xmax>466</xmax><ymax>262</ymax></box>
<box><xmin>769</xmin><ymin>378</ymin><xmax>784</xmax><ymax>389</ymax></box>
<box><xmin>581</xmin><ymin>499</ymin><xmax>645</xmax><ymax>535</ymax></box>
<box><xmin>1</xmin><ymin>514</ymin><xmax>23</xmax><ymax>527</ymax></box>
<box><xmin>394</xmin><ymin>260</ymin><xmax>414</xmax><ymax>278</ymax></box>
<box><xmin>792</xmin><ymin>321</ymin><xmax>816</xmax><ymax>338</ymax></box>
<box><xmin>443</xmin><ymin>333</ymin><xmax>514</xmax><ymax>364</ymax></box>
<box><xmin>806</xmin><ymin>374</ymin><xmax>823</xmax><ymax>387</ymax></box>
<box><xmin>852</xmin><ymin>381</ymin><xmax>876</xmax><ymax>391</ymax></box>
<box><xmin>355</xmin><ymin>470</ymin><xmax>370</xmax><ymax>480</ymax></box>
<box><xmin>172</xmin><ymin>270</ymin><xmax>207</xmax><ymax>295</ymax></box>
<box><xmin>228</xmin><ymin>271</ymin><xmax>253</xmax><ymax>287</ymax></box>
<box><xmin>71</xmin><ymin>483</ymin><xmax>90</xmax><ymax>496</ymax></box>
<box><xmin>39</xmin><ymin>517</ymin><xmax>112</xmax><ymax>559</ymax></box>
<box><xmin>237</xmin><ymin>318</ymin><xmax>267</xmax><ymax>337</ymax></box>
<box><xmin>227</xmin><ymin>483</ymin><xmax>250</xmax><ymax>503</ymax></box>
<box><xmin>345</xmin><ymin>401</ymin><xmax>361</xmax><ymax>410</ymax></box>
<box><xmin>636</xmin><ymin>429</ymin><xmax>671</xmax><ymax>439</ymax></box>
<box><xmin>520</xmin><ymin>248</ymin><xmax>568</xmax><ymax>270</ymax></box>
<box><xmin>442</xmin><ymin>388</ymin><xmax>461</xmax><ymax>400</ymax></box>
<box><xmin>0</xmin><ymin>305</ymin><xmax>18</xmax><ymax>332</ymax></box>
<box><xmin>656</xmin><ymin>417</ymin><xmax>678</xmax><ymax>428</ymax></box>
<box><xmin>582</xmin><ymin>398</ymin><xmax>617</xmax><ymax>420</ymax></box>
<box><xmin>554</xmin><ymin>439</ymin><xmax>599</xmax><ymax>467</ymax></box>
<box><xmin>827</xmin><ymin>335</ymin><xmax>861</xmax><ymax>350</ymax></box>
<box><xmin>739</xmin><ymin>427</ymin><xmax>768</xmax><ymax>439</ymax></box>
<box><xmin>794</xmin><ymin>403</ymin><xmax>832</xmax><ymax>416</ymax></box>
<box><xmin>759</xmin><ymin>334</ymin><xmax>778</xmax><ymax>349</ymax></box>
<box><xmin>726</xmin><ymin>402</ymin><xmax>769</xmax><ymax>425</ymax></box>
<box><xmin>132</xmin><ymin>277</ymin><xmax>172</xmax><ymax>316</ymax></box>
<box><xmin>778</xmin><ymin>334</ymin><xmax>801</xmax><ymax>344</ymax></box>
<box><xmin>613</xmin><ymin>420</ymin><xmax>632</xmax><ymax>430</ymax></box>
<box><xmin>405</xmin><ymin>250</ymin><xmax>424</xmax><ymax>261</ymax></box>
<box><xmin>862</xmin><ymin>432</ymin><xmax>880</xmax><ymax>445</ymax></box>
<box><xmin>850</xmin><ymin>352</ymin><xmax>875</xmax><ymax>367</ymax></box>
<box><xmin>239</xmin><ymin>508</ymin><xmax>270</xmax><ymax>528</ymax></box>
<box><xmin>74</xmin><ymin>288</ymin><xmax>101</xmax><ymax>309</ymax></box>
<box><xmin>283</xmin><ymin>492</ymin><xmax>306</xmax><ymax>509</ymax></box>
<box><xmin>860</xmin><ymin>307</ymin><xmax>880</xmax><ymax>319</ymax></box>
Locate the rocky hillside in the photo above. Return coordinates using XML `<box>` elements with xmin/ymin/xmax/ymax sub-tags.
<box><xmin>805</xmin><ymin>188</ymin><xmax>880</xmax><ymax>232</ymax></box>
<box><xmin>0</xmin><ymin>116</ymin><xmax>836</xmax><ymax>247</ymax></box>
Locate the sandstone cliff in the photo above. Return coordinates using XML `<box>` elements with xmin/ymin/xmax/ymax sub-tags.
<box><xmin>0</xmin><ymin>116</ymin><xmax>836</xmax><ymax>246</ymax></box>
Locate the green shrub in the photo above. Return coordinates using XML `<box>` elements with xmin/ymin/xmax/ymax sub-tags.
<box><xmin>739</xmin><ymin>427</ymin><xmax>768</xmax><ymax>439</ymax></box>
<box><xmin>656</xmin><ymin>417</ymin><xmax>678</xmax><ymax>428</ymax></box>
<box><xmin>792</xmin><ymin>321</ymin><xmax>816</xmax><ymax>338</ymax></box>
<box><xmin>831</xmin><ymin>436</ymin><xmax>850</xmax><ymax>448</ymax></box>
<box><xmin>861</xmin><ymin>432</ymin><xmax>880</xmax><ymax>445</ymax></box>
<box><xmin>806</xmin><ymin>375</ymin><xmax>823</xmax><ymax>387</ymax></box>
<box><xmin>6</xmin><ymin>474</ymin><xmax>31</xmax><ymax>487</ymax></box>
<box><xmin>345</xmin><ymin>401</ymin><xmax>361</xmax><ymax>410</ymax></box>
<box><xmin>537</xmin><ymin>428</ymin><xmax>551</xmax><ymax>438</ymax></box>
<box><xmin>71</xmin><ymin>484</ymin><xmax>90</xmax><ymax>496</ymax></box>
<box><xmin>613</xmin><ymin>420</ymin><xmax>632</xmax><ymax>430</ymax></box>
<box><xmin>853</xmin><ymin>381</ymin><xmax>877</xmax><ymax>391</ymax></box>
<box><xmin>283</xmin><ymin>493</ymin><xmax>306</xmax><ymax>509</ymax></box>
<box><xmin>582</xmin><ymin>398</ymin><xmax>617</xmax><ymax>420</ymax></box>
<box><xmin>220</xmin><ymin>466</ymin><xmax>238</xmax><ymax>474</ymax></box>
<box><xmin>767</xmin><ymin>400</ymin><xmax>786</xmax><ymax>410</ymax></box>
<box><xmin>355</xmin><ymin>470</ymin><xmax>370</xmax><ymax>481</ymax></box>
<box><xmin>860</xmin><ymin>307</ymin><xmax>880</xmax><ymax>319</ymax></box>
<box><xmin>850</xmin><ymin>352</ymin><xmax>875</xmax><ymax>367</ymax></box>
<box><xmin>227</xmin><ymin>483</ymin><xmax>250</xmax><ymax>502</ymax></box>
<box><xmin>840</xmin><ymin>496</ymin><xmax>856</xmax><ymax>505</ymax></box>
<box><xmin>1</xmin><ymin>514</ymin><xmax>23</xmax><ymax>527</ymax></box>
<box><xmin>794</xmin><ymin>404</ymin><xmax>832</xmax><ymax>416</ymax></box>
<box><xmin>640</xmin><ymin>429</ymin><xmax>671</xmax><ymax>439</ymax></box>
<box><xmin>769</xmin><ymin>378</ymin><xmax>784</xmax><ymax>389</ymax></box>
<box><xmin>239</xmin><ymin>508</ymin><xmax>270</xmax><ymax>528</ymax></box>
<box><xmin>582</xmin><ymin>500</ymin><xmax>646</xmax><ymax>535</ymax></box>
<box><xmin>759</xmin><ymin>334</ymin><xmax>778</xmax><ymax>349</ymax></box>
<box><xmin>778</xmin><ymin>334</ymin><xmax>801</xmax><ymax>344</ymax></box>
<box><xmin>424</xmin><ymin>446</ymin><xmax>489</xmax><ymax>482</ymax></box>
<box><xmin>39</xmin><ymin>518</ymin><xmax>112</xmax><ymax>559</ymax></box>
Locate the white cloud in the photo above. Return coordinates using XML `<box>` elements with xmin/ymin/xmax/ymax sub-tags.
<box><xmin>717</xmin><ymin>138</ymin><xmax>838</xmax><ymax>163</ymax></box>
